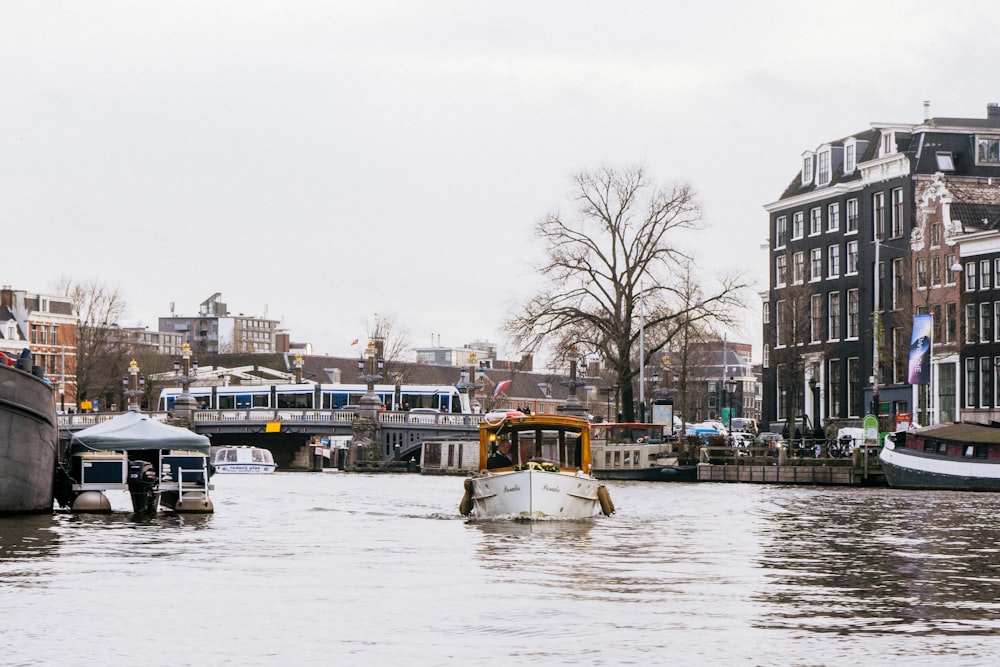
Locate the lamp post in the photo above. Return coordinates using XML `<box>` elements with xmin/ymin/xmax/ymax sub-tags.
<box><xmin>172</xmin><ymin>342</ymin><xmax>199</xmax><ymax>421</ymax></box>
<box><xmin>122</xmin><ymin>359</ymin><xmax>145</xmax><ymax>412</ymax></box>
<box><xmin>558</xmin><ymin>345</ymin><xmax>587</xmax><ymax>416</ymax></box>
<box><xmin>357</xmin><ymin>340</ymin><xmax>384</xmax><ymax>418</ymax></box>
<box><xmin>724</xmin><ymin>376</ymin><xmax>738</xmax><ymax>437</ymax></box>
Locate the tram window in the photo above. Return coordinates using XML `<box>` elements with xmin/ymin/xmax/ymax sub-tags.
<box><xmin>277</xmin><ymin>393</ymin><xmax>312</xmax><ymax>409</ymax></box>
<box><xmin>218</xmin><ymin>395</ymin><xmax>235</xmax><ymax>409</ymax></box>
<box><xmin>252</xmin><ymin>395</ymin><xmax>269</xmax><ymax>408</ymax></box>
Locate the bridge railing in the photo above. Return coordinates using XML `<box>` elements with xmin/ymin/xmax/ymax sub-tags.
<box><xmin>60</xmin><ymin>409</ymin><xmax>484</xmax><ymax>430</ymax></box>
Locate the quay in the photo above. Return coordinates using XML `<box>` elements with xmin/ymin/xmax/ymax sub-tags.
<box><xmin>695</xmin><ymin>445</ymin><xmax>886</xmax><ymax>486</ymax></box>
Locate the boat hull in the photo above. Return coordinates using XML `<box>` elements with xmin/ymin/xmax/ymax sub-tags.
<box><xmin>881</xmin><ymin>440</ymin><xmax>1000</xmax><ymax>491</ymax></box>
<box><xmin>468</xmin><ymin>469</ymin><xmax>603</xmax><ymax>519</ymax></box>
<box><xmin>593</xmin><ymin>465</ymin><xmax>697</xmax><ymax>482</ymax></box>
<box><xmin>0</xmin><ymin>364</ymin><xmax>57</xmax><ymax>514</ymax></box>
<box><xmin>213</xmin><ymin>463</ymin><xmax>276</xmax><ymax>474</ymax></box>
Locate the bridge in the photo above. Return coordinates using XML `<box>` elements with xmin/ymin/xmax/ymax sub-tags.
<box><xmin>59</xmin><ymin>409</ymin><xmax>482</xmax><ymax>470</ymax></box>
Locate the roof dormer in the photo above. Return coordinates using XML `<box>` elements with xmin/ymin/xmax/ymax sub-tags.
<box><xmin>879</xmin><ymin>129</ymin><xmax>897</xmax><ymax>157</ymax></box>
<box><xmin>801</xmin><ymin>150</ymin><xmax>815</xmax><ymax>187</ymax></box>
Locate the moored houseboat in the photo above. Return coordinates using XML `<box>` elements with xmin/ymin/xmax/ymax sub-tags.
<box><xmin>0</xmin><ymin>351</ymin><xmax>58</xmax><ymax>514</ymax></box>
<box><xmin>590</xmin><ymin>422</ymin><xmax>697</xmax><ymax>482</ymax></box>
<box><xmin>880</xmin><ymin>423</ymin><xmax>1000</xmax><ymax>491</ymax></box>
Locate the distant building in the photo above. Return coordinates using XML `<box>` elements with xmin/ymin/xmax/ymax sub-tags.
<box><xmin>159</xmin><ymin>292</ymin><xmax>280</xmax><ymax>355</ymax></box>
<box><xmin>762</xmin><ymin>102</ymin><xmax>1000</xmax><ymax>431</ymax></box>
<box><xmin>0</xmin><ymin>286</ymin><xmax>77</xmax><ymax>408</ymax></box>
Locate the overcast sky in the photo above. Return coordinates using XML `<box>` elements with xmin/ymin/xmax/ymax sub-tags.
<box><xmin>4</xmin><ymin>1</ymin><xmax>1000</xmax><ymax>365</ymax></box>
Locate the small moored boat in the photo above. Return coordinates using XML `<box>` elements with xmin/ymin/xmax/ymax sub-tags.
<box><xmin>459</xmin><ymin>413</ymin><xmax>614</xmax><ymax>520</ymax></box>
<box><xmin>590</xmin><ymin>422</ymin><xmax>697</xmax><ymax>482</ymax></box>
<box><xmin>212</xmin><ymin>446</ymin><xmax>277</xmax><ymax>474</ymax></box>
<box><xmin>880</xmin><ymin>422</ymin><xmax>1000</xmax><ymax>491</ymax></box>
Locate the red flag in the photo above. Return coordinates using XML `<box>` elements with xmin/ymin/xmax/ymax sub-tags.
<box><xmin>350</xmin><ymin>339</ymin><xmax>359</xmax><ymax>346</ymax></box>
<box><xmin>493</xmin><ymin>379</ymin><xmax>512</xmax><ymax>399</ymax></box>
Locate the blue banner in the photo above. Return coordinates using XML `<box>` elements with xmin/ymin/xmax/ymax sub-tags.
<box><xmin>907</xmin><ymin>314</ymin><xmax>932</xmax><ymax>385</ymax></box>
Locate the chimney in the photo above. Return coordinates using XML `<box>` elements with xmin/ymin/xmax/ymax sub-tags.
<box><xmin>924</xmin><ymin>100</ymin><xmax>930</xmax><ymax>121</ymax></box>
<box><xmin>988</xmin><ymin>103</ymin><xmax>1000</xmax><ymax>120</ymax></box>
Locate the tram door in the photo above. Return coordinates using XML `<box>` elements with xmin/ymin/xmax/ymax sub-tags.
<box><xmin>234</xmin><ymin>394</ymin><xmax>254</xmax><ymax>409</ymax></box>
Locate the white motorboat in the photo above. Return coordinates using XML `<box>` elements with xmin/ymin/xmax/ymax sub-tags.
<box><xmin>459</xmin><ymin>413</ymin><xmax>614</xmax><ymax>520</ymax></box>
<box><xmin>212</xmin><ymin>446</ymin><xmax>277</xmax><ymax>474</ymax></box>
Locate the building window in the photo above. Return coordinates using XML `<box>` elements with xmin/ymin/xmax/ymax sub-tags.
<box><xmin>966</xmin><ymin>358</ymin><xmax>978</xmax><ymax>408</ymax></box>
<box><xmin>802</xmin><ymin>153</ymin><xmax>814</xmax><ymax>186</ymax></box>
<box><xmin>810</xmin><ymin>294</ymin><xmax>823</xmax><ymax>343</ymax></box>
<box><xmin>931</xmin><ymin>256</ymin><xmax>942</xmax><ymax>287</ymax></box>
<box><xmin>892</xmin><ymin>258</ymin><xmax>904</xmax><ymax>310</ymax></box>
<box><xmin>828</xmin><ymin>245</ymin><xmax>840</xmax><ymax>278</ymax></box>
<box><xmin>976</xmin><ymin>136</ymin><xmax>1000</xmax><ymax>165</ymax></box>
<box><xmin>810</xmin><ymin>207</ymin><xmax>822</xmax><ymax>235</ymax></box>
<box><xmin>793</xmin><ymin>211</ymin><xmax>804</xmax><ymax>239</ymax></box>
<box><xmin>946</xmin><ymin>302</ymin><xmax>957</xmax><ymax>344</ymax></box>
<box><xmin>945</xmin><ymin>254</ymin><xmax>957</xmax><ymax>285</ymax></box>
<box><xmin>982</xmin><ymin>303</ymin><xmax>993</xmax><ymax>343</ymax></box>
<box><xmin>810</xmin><ymin>248</ymin><xmax>823</xmax><ymax>281</ymax></box>
<box><xmin>982</xmin><ymin>260</ymin><xmax>992</xmax><ymax>290</ymax></box>
<box><xmin>847</xmin><ymin>289</ymin><xmax>860</xmax><ymax>339</ymax></box>
<box><xmin>982</xmin><ymin>357</ymin><xmax>993</xmax><ymax>408</ymax></box>
<box><xmin>847</xmin><ymin>357</ymin><xmax>860</xmax><ymax>418</ymax></box>
<box><xmin>995</xmin><ymin>301</ymin><xmax>1000</xmax><ymax>342</ymax></box>
<box><xmin>828</xmin><ymin>292</ymin><xmax>841</xmax><ymax>341</ymax></box>
<box><xmin>936</xmin><ymin>152</ymin><xmax>956</xmax><ymax>171</ymax></box>
<box><xmin>916</xmin><ymin>258</ymin><xmax>928</xmax><ymax>289</ymax></box>
<box><xmin>817</xmin><ymin>150</ymin><xmax>831</xmax><ymax>185</ymax></box>
<box><xmin>827</xmin><ymin>203</ymin><xmax>840</xmax><ymax>232</ymax></box>
<box><xmin>793</xmin><ymin>252</ymin><xmax>805</xmax><ymax>284</ymax></box>
<box><xmin>931</xmin><ymin>223</ymin><xmax>942</xmax><ymax>248</ymax></box>
<box><xmin>829</xmin><ymin>358</ymin><xmax>842</xmax><ymax>417</ymax></box>
<box><xmin>776</xmin><ymin>255</ymin><xmax>787</xmax><ymax>287</ymax></box>
<box><xmin>845</xmin><ymin>141</ymin><xmax>857</xmax><ymax>174</ymax></box>
<box><xmin>763</xmin><ymin>344</ymin><xmax>769</xmax><ymax>369</ymax></box>
<box><xmin>776</xmin><ymin>299</ymin><xmax>785</xmax><ymax>347</ymax></box>
<box><xmin>845</xmin><ymin>241</ymin><xmax>858</xmax><ymax>275</ymax></box>
<box><xmin>966</xmin><ymin>303</ymin><xmax>978</xmax><ymax>343</ymax></box>
<box><xmin>846</xmin><ymin>198</ymin><xmax>858</xmax><ymax>233</ymax></box>
<box><xmin>966</xmin><ymin>262</ymin><xmax>976</xmax><ymax>291</ymax></box>
<box><xmin>762</xmin><ymin>301</ymin><xmax>770</xmax><ymax>324</ymax></box>
<box><xmin>891</xmin><ymin>188</ymin><xmax>904</xmax><ymax>238</ymax></box>
<box><xmin>776</xmin><ymin>216</ymin><xmax>788</xmax><ymax>248</ymax></box>
<box><xmin>873</xmin><ymin>192</ymin><xmax>886</xmax><ymax>240</ymax></box>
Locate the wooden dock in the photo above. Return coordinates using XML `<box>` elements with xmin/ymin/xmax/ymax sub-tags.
<box><xmin>695</xmin><ymin>445</ymin><xmax>886</xmax><ymax>486</ymax></box>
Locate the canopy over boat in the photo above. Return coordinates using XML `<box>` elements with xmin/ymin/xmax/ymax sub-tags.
<box><xmin>71</xmin><ymin>411</ymin><xmax>210</xmax><ymax>454</ymax></box>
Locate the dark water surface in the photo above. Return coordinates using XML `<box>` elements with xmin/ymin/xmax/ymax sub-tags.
<box><xmin>2</xmin><ymin>474</ymin><xmax>1000</xmax><ymax>666</ymax></box>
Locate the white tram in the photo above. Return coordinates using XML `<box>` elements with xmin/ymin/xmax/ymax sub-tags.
<box><xmin>158</xmin><ymin>382</ymin><xmax>470</xmax><ymax>413</ymax></box>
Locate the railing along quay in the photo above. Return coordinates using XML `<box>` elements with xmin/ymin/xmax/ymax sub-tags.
<box><xmin>696</xmin><ymin>444</ymin><xmax>886</xmax><ymax>486</ymax></box>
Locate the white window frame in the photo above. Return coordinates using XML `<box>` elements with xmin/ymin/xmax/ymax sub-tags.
<box><xmin>793</xmin><ymin>252</ymin><xmax>805</xmax><ymax>285</ymax></box>
<box><xmin>847</xmin><ymin>289</ymin><xmax>860</xmax><ymax>339</ymax></box>
<box><xmin>828</xmin><ymin>291</ymin><xmax>841</xmax><ymax>342</ymax></box>
<box><xmin>810</xmin><ymin>247</ymin><xmax>823</xmax><ymax>281</ymax></box>
<box><xmin>846</xmin><ymin>198</ymin><xmax>858</xmax><ymax>234</ymax></box>
<box><xmin>776</xmin><ymin>255</ymin><xmax>787</xmax><ymax>288</ymax></box>
<box><xmin>792</xmin><ymin>211</ymin><xmax>804</xmax><ymax>240</ymax></box>
<box><xmin>828</xmin><ymin>245</ymin><xmax>840</xmax><ymax>278</ymax></box>
<box><xmin>976</xmin><ymin>136</ymin><xmax>1000</xmax><ymax>165</ymax></box>
<box><xmin>801</xmin><ymin>152</ymin><xmax>814</xmax><ymax>186</ymax></box>
<box><xmin>844</xmin><ymin>139</ymin><xmax>857</xmax><ymax>175</ymax></box>
<box><xmin>891</xmin><ymin>188</ymin><xmax>904</xmax><ymax>238</ymax></box>
<box><xmin>827</xmin><ymin>203</ymin><xmax>840</xmax><ymax>232</ymax></box>
<box><xmin>966</xmin><ymin>262</ymin><xmax>977</xmax><ymax>292</ymax></box>
<box><xmin>810</xmin><ymin>207</ymin><xmax>822</xmax><ymax>236</ymax></box>
<box><xmin>775</xmin><ymin>215</ymin><xmax>788</xmax><ymax>249</ymax></box>
<box><xmin>982</xmin><ymin>260</ymin><xmax>992</xmax><ymax>290</ymax></box>
<box><xmin>817</xmin><ymin>148</ymin><xmax>831</xmax><ymax>185</ymax></box>
<box><xmin>846</xmin><ymin>240</ymin><xmax>859</xmax><ymax>275</ymax></box>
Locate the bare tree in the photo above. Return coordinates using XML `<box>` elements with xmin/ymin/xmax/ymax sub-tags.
<box><xmin>365</xmin><ymin>312</ymin><xmax>411</xmax><ymax>384</ymax></box>
<box><xmin>56</xmin><ymin>277</ymin><xmax>129</xmax><ymax>407</ymax></box>
<box><xmin>506</xmin><ymin>166</ymin><xmax>749</xmax><ymax>422</ymax></box>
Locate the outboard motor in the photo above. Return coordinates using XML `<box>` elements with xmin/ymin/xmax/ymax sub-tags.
<box><xmin>127</xmin><ymin>460</ymin><xmax>160</xmax><ymax>514</ymax></box>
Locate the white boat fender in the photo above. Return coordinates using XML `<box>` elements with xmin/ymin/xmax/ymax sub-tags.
<box><xmin>459</xmin><ymin>478</ymin><xmax>474</xmax><ymax>516</ymax></box>
<box><xmin>597</xmin><ymin>485</ymin><xmax>615</xmax><ymax>516</ymax></box>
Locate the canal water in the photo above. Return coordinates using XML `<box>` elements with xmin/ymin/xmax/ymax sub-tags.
<box><xmin>3</xmin><ymin>473</ymin><xmax>1000</xmax><ymax>666</ymax></box>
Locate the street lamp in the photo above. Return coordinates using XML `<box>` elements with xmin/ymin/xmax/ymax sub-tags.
<box><xmin>724</xmin><ymin>376</ymin><xmax>738</xmax><ymax>435</ymax></box>
<box><xmin>357</xmin><ymin>341</ymin><xmax>384</xmax><ymax>417</ymax></box>
<box><xmin>558</xmin><ymin>345</ymin><xmax>587</xmax><ymax>416</ymax></box>
<box><xmin>122</xmin><ymin>359</ymin><xmax>145</xmax><ymax>411</ymax></box>
<box><xmin>172</xmin><ymin>342</ymin><xmax>199</xmax><ymax>420</ymax></box>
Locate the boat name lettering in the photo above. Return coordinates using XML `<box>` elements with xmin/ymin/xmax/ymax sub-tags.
<box><xmin>503</xmin><ymin>484</ymin><xmax>521</xmax><ymax>493</ymax></box>
<box><xmin>542</xmin><ymin>484</ymin><xmax>562</xmax><ymax>493</ymax></box>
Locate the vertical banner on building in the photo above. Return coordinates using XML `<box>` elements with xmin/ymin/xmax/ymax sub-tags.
<box><xmin>907</xmin><ymin>314</ymin><xmax>933</xmax><ymax>385</ymax></box>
